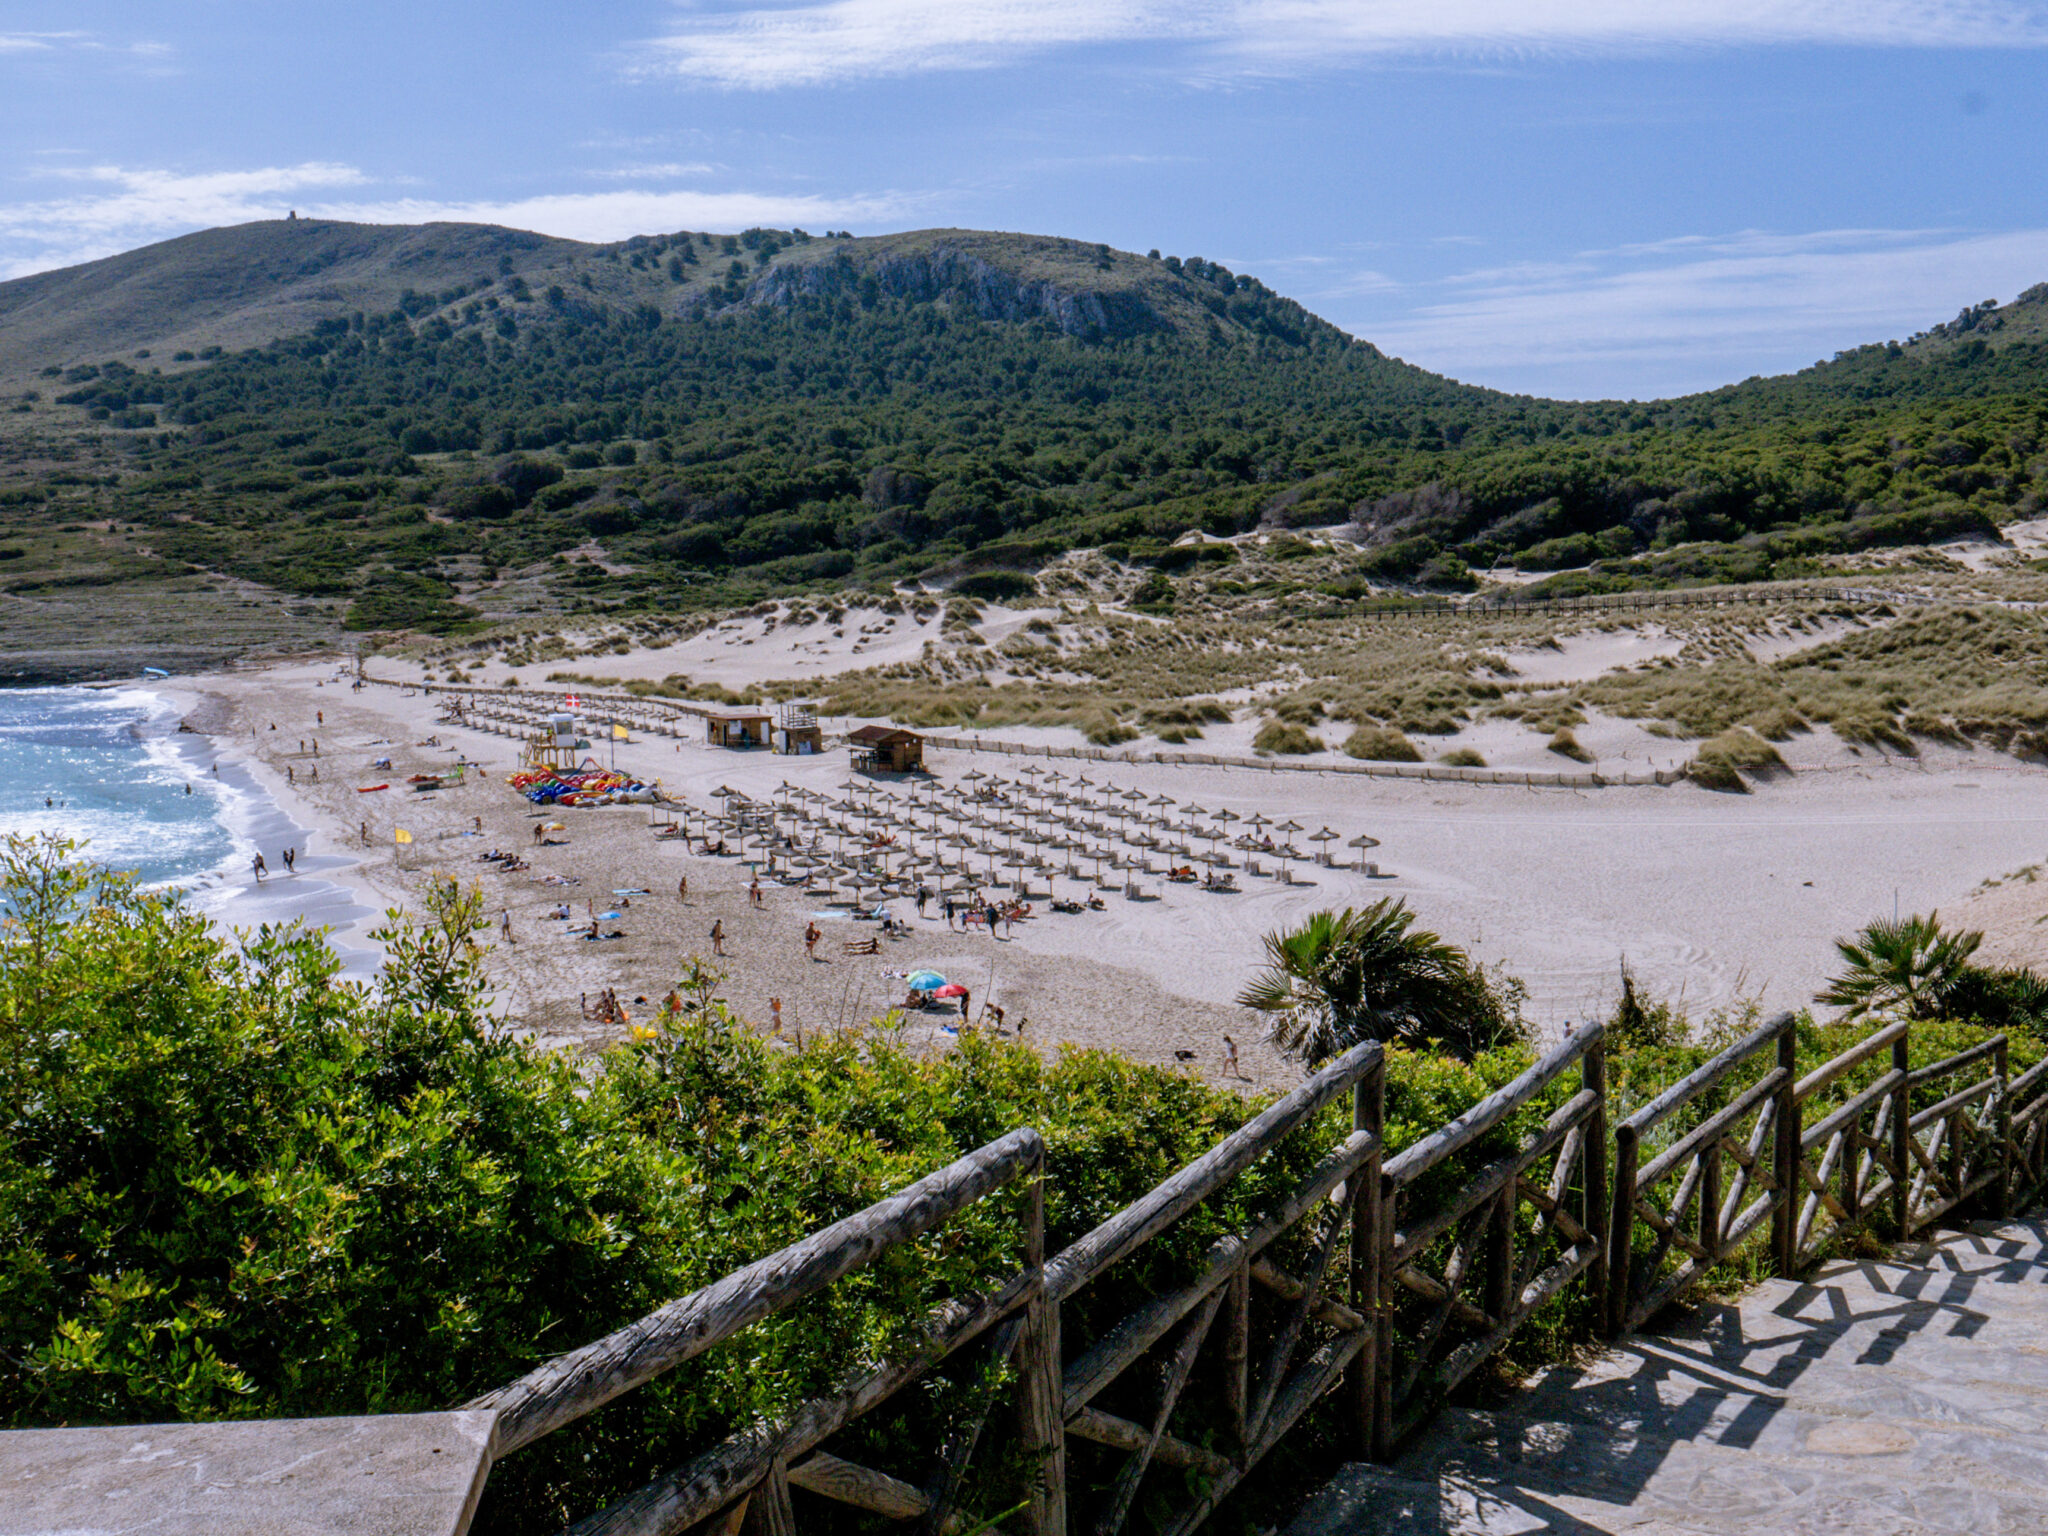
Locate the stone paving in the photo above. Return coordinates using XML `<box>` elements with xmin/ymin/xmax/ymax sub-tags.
<box><xmin>0</xmin><ymin>1410</ymin><xmax>495</xmax><ymax>1536</ymax></box>
<box><xmin>1286</xmin><ymin>1216</ymin><xmax>2048</xmax><ymax>1535</ymax></box>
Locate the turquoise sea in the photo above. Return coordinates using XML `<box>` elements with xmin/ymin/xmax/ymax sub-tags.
<box><xmin>0</xmin><ymin>685</ymin><xmax>378</xmax><ymax>968</ymax></box>
<box><xmin>0</xmin><ymin>685</ymin><xmax>237</xmax><ymax>886</ymax></box>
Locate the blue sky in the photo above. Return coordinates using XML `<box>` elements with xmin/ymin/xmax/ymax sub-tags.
<box><xmin>3</xmin><ymin>2</ymin><xmax>2045</xmax><ymax>397</ymax></box>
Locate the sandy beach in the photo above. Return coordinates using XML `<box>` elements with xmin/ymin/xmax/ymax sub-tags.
<box><xmin>161</xmin><ymin>650</ymin><xmax>2048</xmax><ymax>1092</ymax></box>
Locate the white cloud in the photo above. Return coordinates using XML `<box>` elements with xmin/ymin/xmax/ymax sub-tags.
<box><xmin>0</xmin><ymin>30</ymin><xmax>86</xmax><ymax>53</ymax></box>
<box><xmin>586</xmin><ymin>162</ymin><xmax>720</xmax><ymax>181</ymax></box>
<box><xmin>0</xmin><ymin>163</ymin><xmax>371</xmax><ymax>274</ymax></box>
<box><xmin>0</xmin><ymin>30</ymin><xmax>171</xmax><ymax>61</ymax></box>
<box><xmin>313</xmin><ymin>187</ymin><xmax>921</xmax><ymax>242</ymax></box>
<box><xmin>0</xmin><ymin>162</ymin><xmax>922</xmax><ymax>279</ymax></box>
<box><xmin>1345</xmin><ymin>225</ymin><xmax>2048</xmax><ymax>399</ymax></box>
<box><xmin>636</xmin><ymin>0</ymin><xmax>2048</xmax><ymax>88</ymax></box>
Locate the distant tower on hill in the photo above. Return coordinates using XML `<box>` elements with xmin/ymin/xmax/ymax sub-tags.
<box><xmin>287</xmin><ymin>210</ymin><xmax>297</xmax><ymax>220</ymax></box>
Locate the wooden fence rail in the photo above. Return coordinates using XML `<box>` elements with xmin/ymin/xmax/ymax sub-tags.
<box><xmin>456</xmin><ymin>1017</ymin><xmax>2048</xmax><ymax>1536</ymax></box>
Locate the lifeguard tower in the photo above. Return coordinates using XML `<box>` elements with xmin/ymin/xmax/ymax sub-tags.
<box><xmin>775</xmin><ymin>701</ymin><xmax>824</xmax><ymax>755</ymax></box>
<box><xmin>522</xmin><ymin>713</ymin><xmax>586</xmax><ymax>770</ymax></box>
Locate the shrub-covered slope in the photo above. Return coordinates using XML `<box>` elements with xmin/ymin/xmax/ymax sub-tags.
<box><xmin>3</xmin><ymin>221</ymin><xmax>2045</xmax><ymax>629</ymax></box>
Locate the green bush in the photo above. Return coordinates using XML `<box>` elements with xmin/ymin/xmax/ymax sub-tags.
<box><xmin>950</xmin><ymin>570</ymin><xmax>1037</xmax><ymax>601</ymax></box>
<box><xmin>0</xmin><ymin>837</ymin><xmax>1318</xmax><ymax>1533</ymax></box>
<box><xmin>1438</xmin><ymin>747</ymin><xmax>1487</xmax><ymax>767</ymax></box>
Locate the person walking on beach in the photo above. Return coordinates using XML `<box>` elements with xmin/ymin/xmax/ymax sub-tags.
<box><xmin>677</xmin><ymin>874</ymin><xmax>688</xmax><ymax>903</ymax></box>
<box><xmin>360</xmin><ymin>820</ymin><xmax>368</xmax><ymax>845</ymax></box>
<box><xmin>1221</xmin><ymin>1035</ymin><xmax>1241</xmax><ymax>1081</ymax></box>
<box><xmin>282</xmin><ymin>847</ymin><xmax>296</xmax><ymax>873</ymax></box>
<box><xmin>804</xmin><ymin>920</ymin><xmax>820</xmax><ymax>961</ymax></box>
<box><xmin>916</xmin><ymin>884</ymin><xmax>931</xmax><ymax>917</ymax></box>
<box><xmin>532</xmin><ymin>822</ymin><xmax>544</xmax><ymax>846</ymax></box>
<box><xmin>710</xmin><ymin>919</ymin><xmax>726</xmax><ymax>956</ymax></box>
<box><xmin>749</xmin><ymin>877</ymin><xmax>763</xmax><ymax>909</ymax></box>
<box><xmin>959</xmin><ymin>988</ymin><xmax>972</xmax><ymax>1021</ymax></box>
<box><xmin>500</xmin><ymin>908</ymin><xmax>514</xmax><ymax>943</ymax></box>
<box><xmin>941</xmin><ymin>895</ymin><xmax>955</xmax><ymax>930</ymax></box>
<box><xmin>252</xmin><ymin>853</ymin><xmax>267</xmax><ymax>882</ymax></box>
<box><xmin>985</xmin><ymin>901</ymin><xmax>1002</xmax><ymax>940</ymax></box>
<box><xmin>287</xmin><ymin>765</ymin><xmax>295</xmax><ymax>785</ymax></box>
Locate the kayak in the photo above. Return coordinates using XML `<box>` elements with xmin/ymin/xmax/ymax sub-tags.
<box><xmin>357</xmin><ymin>783</ymin><xmax>389</xmax><ymax>793</ymax></box>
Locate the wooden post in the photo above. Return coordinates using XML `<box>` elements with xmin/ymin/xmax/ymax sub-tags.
<box><xmin>1841</xmin><ymin>1099</ymin><xmax>1861</xmax><ymax>1238</ymax></box>
<box><xmin>1347</xmin><ymin>1058</ymin><xmax>1384</xmax><ymax>1460</ymax></box>
<box><xmin>1892</xmin><ymin>1032</ymin><xmax>1912</xmax><ymax>1238</ymax></box>
<box><xmin>1485</xmin><ymin>1182</ymin><xmax>1515</xmax><ymax>1328</ymax></box>
<box><xmin>1773</xmin><ymin>1020</ymin><xmax>1799</xmax><ymax>1275</ymax></box>
<box><xmin>743</xmin><ymin>1463</ymin><xmax>796</xmax><ymax>1536</ymax></box>
<box><xmin>1370</xmin><ymin>1170</ymin><xmax>1396</xmax><ymax>1462</ymax></box>
<box><xmin>1994</xmin><ymin>1037</ymin><xmax>2012</xmax><ymax>1220</ymax></box>
<box><xmin>1223</xmin><ymin>1260</ymin><xmax>1249</xmax><ymax>1462</ymax></box>
<box><xmin>1608</xmin><ymin>1124</ymin><xmax>1637</xmax><ymax>1338</ymax></box>
<box><xmin>1017</xmin><ymin>1171</ymin><xmax>1066</xmax><ymax>1536</ymax></box>
<box><xmin>1699</xmin><ymin>1131</ymin><xmax>1722</xmax><ymax>1262</ymax></box>
<box><xmin>1582</xmin><ymin>1031</ymin><xmax>1609</xmax><ymax>1332</ymax></box>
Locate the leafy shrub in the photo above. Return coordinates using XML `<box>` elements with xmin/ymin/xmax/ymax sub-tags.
<box><xmin>1438</xmin><ymin>747</ymin><xmax>1486</xmax><ymax>767</ymax></box>
<box><xmin>0</xmin><ymin>838</ymin><xmax>1320</xmax><ymax>1533</ymax></box>
<box><xmin>1343</xmin><ymin>726</ymin><xmax>1421</xmax><ymax>762</ymax></box>
<box><xmin>1128</xmin><ymin>571</ymin><xmax>1175</xmax><ymax>610</ymax></box>
<box><xmin>950</xmin><ymin>570</ymin><xmax>1036</xmax><ymax>601</ymax></box>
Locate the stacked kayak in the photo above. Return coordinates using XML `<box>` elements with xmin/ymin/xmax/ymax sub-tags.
<box><xmin>508</xmin><ymin>764</ymin><xmax>649</xmax><ymax>806</ymax></box>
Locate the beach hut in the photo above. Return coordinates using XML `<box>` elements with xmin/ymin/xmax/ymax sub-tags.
<box><xmin>704</xmin><ymin>708</ymin><xmax>773</xmax><ymax>749</ymax></box>
<box><xmin>847</xmin><ymin>724</ymin><xmax>925</xmax><ymax>774</ymax></box>
<box><xmin>774</xmin><ymin>701</ymin><xmax>825</xmax><ymax>755</ymax></box>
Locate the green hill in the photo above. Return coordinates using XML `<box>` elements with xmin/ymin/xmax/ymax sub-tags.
<box><xmin>1</xmin><ymin>218</ymin><xmax>2044</xmax><ymax>639</ymax></box>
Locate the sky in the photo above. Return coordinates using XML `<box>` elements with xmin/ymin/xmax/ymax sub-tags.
<box><xmin>2</xmin><ymin>3</ymin><xmax>2045</xmax><ymax>398</ymax></box>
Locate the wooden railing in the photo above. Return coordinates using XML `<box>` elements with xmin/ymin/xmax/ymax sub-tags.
<box><xmin>459</xmin><ymin>1017</ymin><xmax>2048</xmax><ymax>1535</ymax></box>
<box><xmin>1045</xmin><ymin>1040</ymin><xmax>1384</xmax><ymax>1536</ymax></box>
<box><xmin>469</xmin><ymin>1127</ymin><xmax>1056</xmax><ymax>1535</ymax></box>
<box><xmin>1375</xmin><ymin>1025</ymin><xmax>1606</xmax><ymax>1454</ymax></box>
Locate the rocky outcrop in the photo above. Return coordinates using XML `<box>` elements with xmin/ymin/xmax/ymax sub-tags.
<box><xmin>740</xmin><ymin>246</ymin><xmax>1167</xmax><ymax>340</ymax></box>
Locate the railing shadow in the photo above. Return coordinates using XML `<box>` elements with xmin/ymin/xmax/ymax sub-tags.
<box><xmin>1356</xmin><ymin>1214</ymin><xmax>2048</xmax><ymax>1534</ymax></box>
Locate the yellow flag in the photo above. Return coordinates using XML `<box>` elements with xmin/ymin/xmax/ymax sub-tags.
<box><xmin>394</xmin><ymin>828</ymin><xmax>413</xmax><ymax>846</ymax></box>
<box><xmin>612</xmin><ymin>723</ymin><xmax>630</xmax><ymax>740</ymax></box>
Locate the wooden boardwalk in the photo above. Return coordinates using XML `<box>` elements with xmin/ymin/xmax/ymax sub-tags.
<box><xmin>1288</xmin><ymin>1215</ymin><xmax>2048</xmax><ymax>1535</ymax></box>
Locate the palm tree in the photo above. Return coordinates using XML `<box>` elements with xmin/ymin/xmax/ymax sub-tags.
<box><xmin>1238</xmin><ymin>900</ymin><xmax>1513</xmax><ymax>1065</ymax></box>
<box><xmin>1816</xmin><ymin>912</ymin><xmax>1982</xmax><ymax>1020</ymax></box>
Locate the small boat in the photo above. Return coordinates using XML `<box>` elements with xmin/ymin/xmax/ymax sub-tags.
<box><xmin>140</xmin><ymin>666</ymin><xmax>170</xmax><ymax>679</ymax></box>
<box><xmin>357</xmin><ymin>783</ymin><xmax>390</xmax><ymax>793</ymax></box>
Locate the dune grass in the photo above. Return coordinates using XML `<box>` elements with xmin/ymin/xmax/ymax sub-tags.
<box><xmin>1344</xmin><ymin>726</ymin><xmax>1423</xmax><ymax>762</ymax></box>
